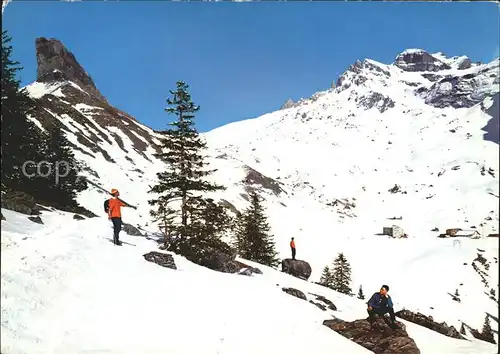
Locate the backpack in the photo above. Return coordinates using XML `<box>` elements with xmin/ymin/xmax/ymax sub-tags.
<box><xmin>104</xmin><ymin>199</ymin><xmax>110</xmax><ymax>213</ymax></box>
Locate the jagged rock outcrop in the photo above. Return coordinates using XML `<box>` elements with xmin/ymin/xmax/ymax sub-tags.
<box><xmin>243</xmin><ymin>166</ymin><xmax>285</xmax><ymax>196</ymax></box>
<box><xmin>36</xmin><ymin>37</ymin><xmax>107</xmax><ymax>103</ymax></box>
<box><xmin>457</xmin><ymin>57</ymin><xmax>472</xmax><ymax>70</ymax></box>
<box><xmin>394</xmin><ymin>49</ymin><xmax>450</xmax><ymax>72</ymax></box>
<box><xmin>337</xmin><ymin>59</ymin><xmax>391</xmax><ymax>90</ymax></box>
<box><xmin>416</xmin><ymin>59</ymin><xmax>499</xmax><ymax>109</ymax></box>
<box><xmin>281</xmin><ymin>259</ymin><xmax>312</xmax><ymax>280</ymax></box>
<box><xmin>356</xmin><ymin>91</ymin><xmax>395</xmax><ymax>113</ymax></box>
<box><xmin>395</xmin><ymin>310</ymin><xmax>464</xmax><ymax>339</ymax></box>
<box><xmin>281</xmin><ymin>98</ymin><xmax>297</xmax><ymax>110</ymax></box>
<box><xmin>323</xmin><ymin>317</ymin><xmax>420</xmax><ymax>354</ymax></box>
<box><xmin>143</xmin><ymin>251</ymin><xmax>177</xmax><ymax>270</ymax></box>
<box><xmin>25</xmin><ymin>37</ymin><xmax>163</xmax><ymax>174</ymax></box>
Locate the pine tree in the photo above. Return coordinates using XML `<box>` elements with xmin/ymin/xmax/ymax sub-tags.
<box><xmin>40</xmin><ymin>126</ymin><xmax>87</xmax><ymax>206</ymax></box>
<box><xmin>234</xmin><ymin>192</ymin><xmax>279</xmax><ymax>267</ymax></box>
<box><xmin>1</xmin><ymin>30</ymin><xmax>44</xmax><ymax>193</ymax></box>
<box><xmin>481</xmin><ymin>315</ymin><xmax>495</xmax><ymax>343</ymax></box>
<box><xmin>148</xmin><ymin>81</ymin><xmax>227</xmax><ymax>258</ymax></box>
<box><xmin>357</xmin><ymin>285</ymin><xmax>365</xmax><ymax>300</ymax></box>
<box><xmin>455</xmin><ymin>288</ymin><xmax>460</xmax><ymax>297</ymax></box>
<box><xmin>319</xmin><ymin>266</ymin><xmax>333</xmax><ymax>288</ymax></box>
<box><xmin>331</xmin><ymin>252</ymin><xmax>352</xmax><ymax>295</ymax></box>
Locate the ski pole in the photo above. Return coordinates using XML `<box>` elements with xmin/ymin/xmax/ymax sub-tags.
<box><xmin>80</xmin><ymin>176</ymin><xmax>138</xmax><ymax>209</ymax></box>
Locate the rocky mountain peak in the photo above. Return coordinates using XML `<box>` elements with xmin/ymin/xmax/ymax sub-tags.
<box><xmin>35</xmin><ymin>37</ymin><xmax>107</xmax><ymax>103</ymax></box>
<box><xmin>394</xmin><ymin>49</ymin><xmax>451</xmax><ymax>72</ymax></box>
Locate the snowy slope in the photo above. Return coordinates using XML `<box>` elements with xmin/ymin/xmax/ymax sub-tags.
<box><xmin>1</xmin><ymin>209</ymin><xmax>498</xmax><ymax>354</ymax></box>
<box><xmin>18</xmin><ymin>40</ymin><xmax>499</xmax><ymax>349</ymax></box>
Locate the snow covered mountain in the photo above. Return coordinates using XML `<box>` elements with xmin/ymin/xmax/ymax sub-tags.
<box><xmin>6</xmin><ymin>37</ymin><xmax>499</xmax><ymax>352</ymax></box>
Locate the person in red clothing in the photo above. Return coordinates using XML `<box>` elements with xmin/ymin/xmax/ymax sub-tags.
<box><xmin>290</xmin><ymin>237</ymin><xmax>296</xmax><ymax>260</ymax></box>
<box><xmin>107</xmin><ymin>188</ymin><xmax>136</xmax><ymax>245</ymax></box>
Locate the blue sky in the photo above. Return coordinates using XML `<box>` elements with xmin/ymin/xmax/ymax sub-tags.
<box><xmin>3</xmin><ymin>2</ymin><xmax>499</xmax><ymax>132</ymax></box>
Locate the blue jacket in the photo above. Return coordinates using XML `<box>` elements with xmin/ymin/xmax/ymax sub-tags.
<box><xmin>367</xmin><ymin>292</ymin><xmax>393</xmax><ymax>309</ymax></box>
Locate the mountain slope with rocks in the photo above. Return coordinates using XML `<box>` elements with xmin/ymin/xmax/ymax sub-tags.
<box><xmin>14</xmin><ymin>38</ymin><xmax>500</xmax><ymax>347</ymax></box>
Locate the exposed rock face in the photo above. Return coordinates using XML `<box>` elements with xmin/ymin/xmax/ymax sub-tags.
<box><xmin>36</xmin><ymin>37</ymin><xmax>107</xmax><ymax>103</ymax></box>
<box><xmin>356</xmin><ymin>91</ymin><xmax>395</xmax><ymax>113</ymax></box>
<box><xmin>395</xmin><ymin>310</ymin><xmax>465</xmax><ymax>340</ymax></box>
<box><xmin>143</xmin><ymin>251</ymin><xmax>177</xmax><ymax>270</ymax></box>
<box><xmin>281</xmin><ymin>98</ymin><xmax>298</xmax><ymax>110</ymax></box>
<box><xmin>282</xmin><ymin>287</ymin><xmax>307</xmax><ymax>300</ymax></box>
<box><xmin>457</xmin><ymin>57</ymin><xmax>472</xmax><ymax>70</ymax></box>
<box><xmin>394</xmin><ymin>49</ymin><xmax>451</xmax><ymax>72</ymax></box>
<box><xmin>417</xmin><ymin>59</ymin><xmax>499</xmax><ymax>109</ymax></box>
<box><xmin>337</xmin><ymin>59</ymin><xmax>391</xmax><ymax>90</ymax></box>
<box><xmin>281</xmin><ymin>259</ymin><xmax>312</xmax><ymax>280</ymax></box>
<box><xmin>122</xmin><ymin>223</ymin><xmax>143</xmax><ymax>236</ymax></box>
<box><xmin>308</xmin><ymin>292</ymin><xmax>337</xmax><ymax>311</ymax></box>
<box><xmin>323</xmin><ymin>317</ymin><xmax>420</xmax><ymax>354</ymax></box>
<box><xmin>243</xmin><ymin>166</ymin><xmax>285</xmax><ymax>196</ymax></box>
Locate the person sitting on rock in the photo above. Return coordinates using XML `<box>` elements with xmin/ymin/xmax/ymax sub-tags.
<box><xmin>367</xmin><ymin>285</ymin><xmax>398</xmax><ymax>329</ymax></box>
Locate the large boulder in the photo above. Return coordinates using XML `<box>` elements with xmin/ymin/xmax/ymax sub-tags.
<box><xmin>323</xmin><ymin>317</ymin><xmax>420</xmax><ymax>354</ymax></box>
<box><xmin>281</xmin><ymin>259</ymin><xmax>312</xmax><ymax>280</ymax></box>
<box><xmin>143</xmin><ymin>251</ymin><xmax>177</xmax><ymax>270</ymax></box>
<box><xmin>395</xmin><ymin>310</ymin><xmax>464</xmax><ymax>339</ymax></box>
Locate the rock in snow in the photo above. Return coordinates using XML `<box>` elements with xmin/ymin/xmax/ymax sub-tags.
<box><xmin>281</xmin><ymin>259</ymin><xmax>312</xmax><ymax>280</ymax></box>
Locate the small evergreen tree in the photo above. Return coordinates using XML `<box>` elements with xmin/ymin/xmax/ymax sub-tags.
<box><xmin>489</xmin><ymin>288</ymin><xmax>496</xmax><ymax>297</ymax></box>
<box><xmin>1</xmin><ymin>30</ymin><xmax>44</xmax><ymax>193</ymax></box>
<box><xmin>319</xmin><ymin>266</ymin><xmax>333</xmax><ymax>288</ymax></box>
<box><xmin>481</xmin><ymin>315</ymin><xmax>495</xmax><ymax>343</ymax></box>
<box><xmin>357</xmin><ymin>285</ymin><xmax>365</xmax><ymax>300</ymax></box>
<box><xmin>148</xmin><ymin>81</ymin><xmax>228</xmax><ymax>258</ymax></box>
<box><xmin>234</xmin><ymin>192</ymin><xmax>279</xmax><ymax>267</ymax></box>
<box><xmin>331</xmin><ymin>252</ymin><xmax>352</xmax><ymax>295</ymax></box>
<box><xmin>455</xmin><ymin>288</ymin><xmax>460</xmax><ymax>297</ymax></box>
